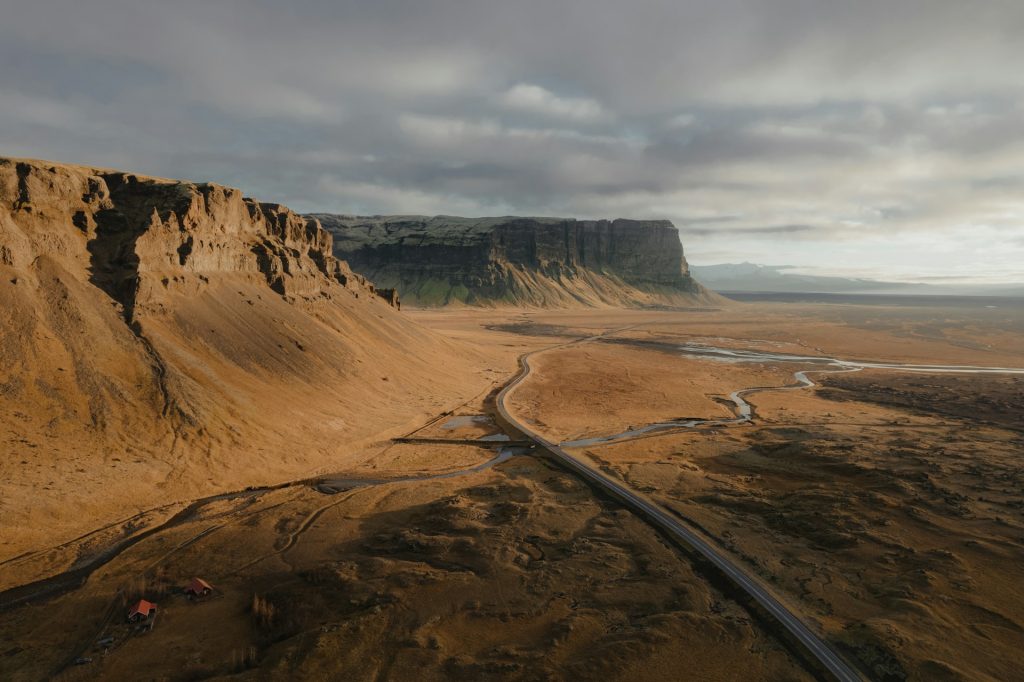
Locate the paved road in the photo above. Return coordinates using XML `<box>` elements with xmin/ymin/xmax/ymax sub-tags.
<box><xmin>495</xmin><ymin>344</ymin><xmax>864</xmax><ymax>682</ymax></box>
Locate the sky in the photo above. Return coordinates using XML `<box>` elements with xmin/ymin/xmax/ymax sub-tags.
<box><xmin>2</xmin><ymin>0</ymin><xmax>1024</xmax><ymax>283</ymax></box>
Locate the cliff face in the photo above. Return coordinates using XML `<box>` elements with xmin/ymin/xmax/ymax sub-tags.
<box><xmin>312</xmin><ymin>215</ymin><xmax>709</xmax><ymax>307</ymax></box>
<box><xmin>0</xmin><ymin>160</ymin><xmax>398</xmax><ymax>313</ymax></box>
<box><xmin>0</xmin><ymin>158</ymin><xmax>486</xmax><ymax>561</ymax></box>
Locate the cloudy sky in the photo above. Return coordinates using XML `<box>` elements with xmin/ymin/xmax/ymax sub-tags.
<box><xmin>3</xmin><ymin>0</ymin><xmax>1024</xmax><ymax>283</ymax></box>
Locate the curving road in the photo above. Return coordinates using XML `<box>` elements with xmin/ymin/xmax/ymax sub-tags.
<box><xmin>495</xmin><ymin>343</ymin><xmax>865</xmax><ymax>682</ymax></box>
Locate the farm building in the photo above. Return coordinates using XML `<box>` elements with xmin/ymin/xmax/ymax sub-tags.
<box><xmin>185</xmin><ymin>577</ymin><xmax>214</xmax><ymax>598</ymax></box>
<box><xmin>127</xmin><ymin>599</ymin><xmax>157</xmax><ymax>622</ymax></box>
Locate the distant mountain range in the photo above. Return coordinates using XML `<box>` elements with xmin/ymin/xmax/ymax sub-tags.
<box><xmin>691</xmin><ymin>263</ymin><xmax>1024</xmax><ymax>297</ymax></box>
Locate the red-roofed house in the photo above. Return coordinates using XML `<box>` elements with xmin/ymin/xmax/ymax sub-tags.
<box><xmin>127</xmin><ymin>599</ymin><xmax>157</xmax><ymax>622</ymax></box>
<box><xmin>185</xmin><ymin>577</ymin><xmax>214</xmax><ymax>598</ymax></box>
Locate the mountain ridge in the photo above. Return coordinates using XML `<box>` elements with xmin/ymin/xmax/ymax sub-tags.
<box><xmin>312</xmin><ymin>213</ymin><xmax>719</xmax><ymax>307</ymax></box>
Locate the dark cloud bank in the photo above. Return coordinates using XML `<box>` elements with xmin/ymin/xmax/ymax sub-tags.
<box><xmin>2</xmin><ymin>0</ymin><xmax>1023</xmax><ymax>281</ymax></box>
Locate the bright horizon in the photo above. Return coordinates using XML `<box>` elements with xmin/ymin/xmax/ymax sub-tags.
<box><xmin>3</xmin><ymin>1</ymin><xmax>1024</xmax><ymax>284</ymax></box>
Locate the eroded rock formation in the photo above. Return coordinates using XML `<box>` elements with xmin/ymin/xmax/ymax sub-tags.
<box><xmin>1</xmin><ymin>160</ymin><xmax>396</xmax><ymax>315</ymax></box>
<box><xmin>312</xmin><ymin>214</ymin><xmax>712</xmax><ymax>307</ymax></box>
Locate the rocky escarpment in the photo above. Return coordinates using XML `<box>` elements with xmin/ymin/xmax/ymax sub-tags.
<box><xmin>312</xmin><ymin>214</ymin><xmax>713</xmax><ymax>307</ymax></box>
<box><xmin>0</xmin><ymin>158</ymin><xmax>487</xmax><ymax>563</ymax></box>
<box><xmin>1</xmin><ymin>160</ymin><xmax>397</xmax><ymax>317</ymax></box>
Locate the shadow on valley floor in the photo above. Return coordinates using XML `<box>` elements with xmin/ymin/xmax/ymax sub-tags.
<box><xmin>2</xmin><ymin>456</ymin><xmax>813</xmax><ymax>682</ymax></box>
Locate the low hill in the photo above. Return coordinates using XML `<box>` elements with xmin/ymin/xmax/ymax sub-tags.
<box><xmin>312</xmin><ymin>214</ymin><xmax>719</xmax><ymax>308</ymax></box>
<box><xmin>0</xmin><ymin>158</ymin><xmax>491</xmax><ymax>562</ymax></box>
<box><xmin>691</xmin><ymin>262</ymin><xmax>1024</xmax><ymax>297</ymax></box>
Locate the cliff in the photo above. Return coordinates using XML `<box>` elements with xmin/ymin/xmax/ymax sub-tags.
<box><xmin>0</xmin><ymin>161</ymin><xmax>404</xmax><ymax>312</ymax></box>
<box><xmin>312</xmin><ymin>214</ymin><xmax>715</xmax><ymax>307</ymax></box>
<box><xmin>0</xmin><ymin>158</ymin><xmax>487</xmax><ymax>563</ymax></box>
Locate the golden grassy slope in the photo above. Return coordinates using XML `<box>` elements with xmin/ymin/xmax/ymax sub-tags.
<box><xmin>0</xmin><ymin>158</ymin><xmax>503</xmax><ymax>569</ymax></box>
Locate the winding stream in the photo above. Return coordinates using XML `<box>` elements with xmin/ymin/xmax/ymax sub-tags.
<box><xmin>560</xmin><ymin>343</ymin><xmax>1024</xmax><ymax>448</ymax></box>
<box><xmin>315</xmin><ymin>445</ymin><xmax>523</xmax><ymax>493</ymax></box>
<box><xmin>0</xmin><ymin>445</ymin><xmax>524</xmax><ymax>610</ymax></box>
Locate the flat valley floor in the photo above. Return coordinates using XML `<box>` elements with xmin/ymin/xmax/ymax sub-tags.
<box><xmin>2</xmin><ymin>301</ymin><xmax>1023</xmax><ymax>681</ymax></box>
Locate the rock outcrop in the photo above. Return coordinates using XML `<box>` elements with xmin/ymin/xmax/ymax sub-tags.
<box><xmin>0</xmin><ymin>158</ymin><xmax>488</xmax><ymax>563</ymax></box>
<box><xmin>312</xmin><ymin>214</ymin><xmax>714</xmax><ymax>307</ymax></box>
<box><xmin>1</xmin><ymin>160</ymin><xmax>396</xmax><ymax>316</ymax></box>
